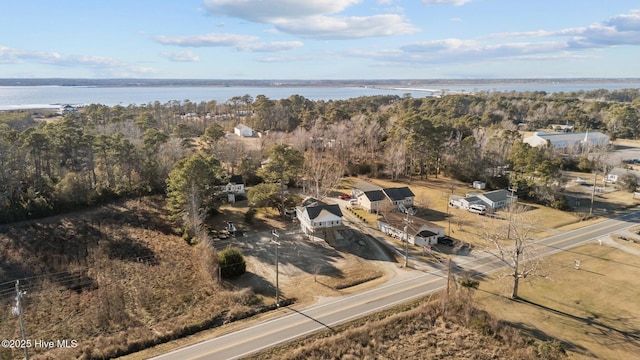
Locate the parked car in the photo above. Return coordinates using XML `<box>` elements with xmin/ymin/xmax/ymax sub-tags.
<box><xmin>468</xmin><ymin>204</ymin><xmax>487</xmax><ymax>215</ymax></box>
<box><xmin>339</xmin><ymin>194</ymin><xmax>351</xmax><ymax>200</ymax></box>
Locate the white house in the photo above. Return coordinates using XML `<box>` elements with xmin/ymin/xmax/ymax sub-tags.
<box><xmin>234</xmin><ymin>124</ymin><xmax>254</xmax><ymax>137</ymax></box>
<box><xmin>225</xmin><ymin>175</ymin><xmax>245</xmax><ymax>203</ymax></box>
<box><xmin>476</xmin><ymin>189</ymin><xmax>516</xmax><ymax>210</ymax></box>
<box><xmin>382</xmin><ymin>187</ymin><xmax>415</xmax><ymax>209</ymax></box>
<box><xmin>352</xmin><ymin>181</ymin><xmax>415</xmax><ymax>213</ymax></box>
<box><xmin>523</xmin><ymin>131</ymin><xmax>609</xmax><ymax>149</ymax></box>
<box><xmin>450</xmin><ymin>189</ymin><xmax>516</xmax><ymax>211</ymax></box>
<box><xmin>351</xmin><ymin>181</ymin><xmax>382</xmax><ymax>199</ymax></box>
<box><xmin>449</xmin><ymin>195</ymin><xmax>483</xmax><ymax>209</ymax></box>
<box><xmin>606</xmin><ymin>167</ymin><xmax>640</xmax><ymax>184</ymax></box>
<box><xmin>225</xmin><ymin>175</ymin><xmax>245</xmax><ymax>194</ymax></box>
<box><xmin>296</xmin><ymin>198</ymin><xmax>344</xmax><ymax>237</ymax></box>
<box><xmin>377</xmin><ymin>214</ymin><xmax>444</xmax><ymax>246</ymax></box>
<box><xmin>58</xmin><ymin>104</ymin><xmax>77</xmax><ymax>115</ymax></box>
<box><xmin>358</xmin><ymin>190</ymin><xmax>386</xmax><ymax>213</ymax></box>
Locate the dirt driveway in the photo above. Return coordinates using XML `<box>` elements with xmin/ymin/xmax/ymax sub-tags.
<box><xmin>214</xmin><ymin>224</ymin><xmax>399</xmax><ymax>306</ymax></box>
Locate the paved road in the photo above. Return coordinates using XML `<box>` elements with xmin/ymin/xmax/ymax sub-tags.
<box><xmin>152</xmin><ymin>211</ymin><xmax>640</xmax><ymax>360</ymax></box>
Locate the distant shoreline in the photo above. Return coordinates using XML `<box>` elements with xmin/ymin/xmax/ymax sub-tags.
<box><xmin>2</xmin><ymin>78</ymin><xmax>640</xmax><ymax>88</ymax></box>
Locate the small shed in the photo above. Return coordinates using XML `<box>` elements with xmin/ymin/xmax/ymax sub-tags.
<box><xmin>234</xmin><ymin>124</ymin><xmax>254</xmax><ymax>137</ymax></box>
<box><xmin>472</xmin><ymin>181</ymin><xmax>486</xmax><ymax>190</ymax></box>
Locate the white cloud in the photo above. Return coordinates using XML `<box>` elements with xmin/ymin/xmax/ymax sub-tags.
<box><xmin>0</xmin><ymin>46</ymin><xmax>61</xmax><ymax>64</ymax></box>
<box><xmin>155</xmin><ymin>32</ymin><xmax>303</xmax><ymax>52</ymax></box>
<box><xmin>203</xmin><ymin>0</ymin><xmax>361</xmax><ymax>22</ymax></box>
<box><xmin>0</xmin><ymin>46</ymin><xmax>153</xmax><ymax>76</ymax></box>
<box><xmin>154</xmin><ymin>33</ymin><xmax>259</xmax><ymax>47</ymax></box>
<box><xmin>256</xmin><ymin>53</ymin><xmax>328</xmax><ymax>63</ymax></box>
<box><xmin>238</xmin><ymin>41</ymin><xmax>304</xmax><ymax>52</ymax></box>
<box><xmin>411</xmin><ymin>38</ymin><xmax>568</xmax><ymax>63</ymax></box>
<box><xmin>422</xmin><ymin>0</ymin><xmax>473</xmax><ymax>6</ymax></box>
<box><xmin>489</xmin><ymin>10</ymin><xmax>640</xmax><ymax>48</ymax></box>
<box><xmin>275</xmin><ymin>14</ymin><xmax>418</xmax><ymax>39</ymax></box>
<box><xmin>202</xmin><ymin>0</ymin><xmax>417</xmax><ymax>39</ymax></box>
<box><xmin>160</xmin><ymin>50</ymin><xmax>201</xmax><ymax>62</ymax></box>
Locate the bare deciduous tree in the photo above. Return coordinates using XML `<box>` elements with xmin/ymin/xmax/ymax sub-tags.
<box><xmin>482</xmin><ymin>204</ymin><xmax>544</xmax><ymax>299</ymax></box>
<box><xmin>303</xmin><ymin>149</ymin><xmax>345</xmax><ymax>199</ymax></box>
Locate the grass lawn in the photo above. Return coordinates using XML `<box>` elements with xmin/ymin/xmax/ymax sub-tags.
<box><xmin>474</xmin><ymin>241</ymin><xmax>640</xmax><ymax>359</ymax></box>
<box><xmin>344</xmin><ymin>175</ymin><xmax>639</xmax><ymax>250</ymax></box>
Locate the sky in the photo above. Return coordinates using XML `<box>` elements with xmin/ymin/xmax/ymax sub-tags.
<box><xmin>1</xmin><ymin>0</ymin><xmax>639</xmax><ymax>79</ymax></box>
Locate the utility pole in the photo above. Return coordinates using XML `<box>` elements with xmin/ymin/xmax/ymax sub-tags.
<box><xmin>446</xmin><ymin>259</ymin><xmax>452</xmax><ymax>299</ymax></box>
<box><xmin>13</xmin><ymin>281</ymin><xmax>29</xmax><ymax>360</ymax></box>
<box><xmin>404</xmin><ymin>224</ymin><xmax>409</xmax><ymax>268</ymax></box>
<box><xmin>445</xmin><ymin>194</ymin><xmax>451</xmax><ymax>237</ymax></box>
<box><xmin>506</xmin><ymin>184</ymin><xmax>518</xmax><ymax>239</ymax></box>
<box><xmin>590</xmin><ymin>171</ymin><xmax>597</xmax><ymax>217</ymax></box>
<box><xmin>403</xmin><ymin>210</ymin><xmax>413</xmax><ymax>268</ymax></box>
<box><xmin>271</xmin><ymin>229</ymin><xmax>281</xmax><ymax>307</ymax></box>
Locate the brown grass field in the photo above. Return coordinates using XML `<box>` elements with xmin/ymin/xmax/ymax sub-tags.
<box><xmin>234</xmin><ymin>238</ymin><xmax>639</xmax><ymax>360</ymax></box>
<box><xmin>475</xmin><ymin>240</ymin><xmax>640</xmax><ymax>359</ymax></box>
<box><xmin>243</xmin><ymin>289</ymin><xmax>566</xmax><ymax>360</ymax></box>
<box><xmin>2</xmin><ymin>171</ymin><xmax>639</xmax><ymax>359</ymax></box>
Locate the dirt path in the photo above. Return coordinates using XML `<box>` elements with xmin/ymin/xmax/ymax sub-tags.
<box><xmin>219</xmin><ymin>225</ymin><xmax>399</xmax><ymax>307</ymax></box>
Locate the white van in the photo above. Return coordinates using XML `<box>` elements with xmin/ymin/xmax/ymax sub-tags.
<box><xmin>468</xmin><ymin>204</ymin><xmax>486</xmax><ymax>215</ymax></box>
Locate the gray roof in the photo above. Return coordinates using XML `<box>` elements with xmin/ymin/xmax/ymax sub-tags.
<box><xmin>363</xmin><ymin>190</ymin><xmax>386</xmax><ymax>201</ymax></box>
<box><xmin>461</xmin><ymin>195</ymin><xmax>481</xmax><ymax>203</ymax></box>
<box><xmin>479</xmin><ymin>189</ymin><xmax>511</xmax><ymax>203</ymax></box>
<box><xmin>300</xmin><ymin>198</ymin><xmax>342</xmax><ymax>219</ymax></box>
<box><xmin>353</xmin><ymin>181</ymin><xmax>382</xmax><ymax>192</ymax></box>
<box><xmin>383</xmin><ymin>187</ymin><xmax>415</xmax><ymax>201</ymax></box>
<box><xmin>528</xmin><ymin>131</ymin><xmax>609</xmax><ymax>148</ymax></box>
<box><xmin>229</xmin><ymin>175</ymin><xmax>244</xmax><ymax>184</ymax></box>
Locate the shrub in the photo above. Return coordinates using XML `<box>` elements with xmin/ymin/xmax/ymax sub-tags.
<box><xmin>244</xmin><ymin>207</ymin><xmax>257</xmax><ymax>224</ymax></box>
<box><xmin>218</xmin><ymin>246</ymin><xmax>246</xmax><ymax>278</ymax></box>
<box><xmin>537</xmin><ymin>340</ymin><xmax>566</xmax><ymax>359</ymax></box>
<box><xmin>457</xmin><ymin>276</ymin><xmax>480</xmax><ymax>289</ymax></box>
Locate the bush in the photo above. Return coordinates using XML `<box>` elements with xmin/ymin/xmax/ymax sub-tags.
<box><xmin>537</xmin><ymin>340</ymin><xmax>566</xmax><ymax>359</ymax></box>
<box><xmin>457</xmin><ymin>276</ymin><xmax>480</xmax><ymax>289</ymax></box>
<box><xmin>244</xmin><ymin>207</ymin><xmax>257</xmax><ymax>224</ymax></box>
<box><xmin>218</xmin><ymin>246</ymin><xmax>246</xmax><ymax>278</ymax></box>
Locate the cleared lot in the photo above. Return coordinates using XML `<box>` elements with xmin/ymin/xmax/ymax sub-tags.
<box><xmin>475</xmin><ymin>238</ymin><xmax>640</xmax><ymax>359</ymax></box>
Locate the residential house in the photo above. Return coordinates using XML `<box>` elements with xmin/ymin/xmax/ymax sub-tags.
<box><xmin>382</xmin><ymin>187</ymin><xmax>415</xmax><ymax>209</ymax></box>
<box><xmin>351</xmin><ymin>181</ymin><xmax>415</xmax><ymax>213</ymax></box>
<box><xmin>58</xmin><ymin>104</ymin><xmax>77</xmax><ymax>115</ymax></box>
<box><xmin>296</xmin><ymin>198</ymin><xmax>344</xmax><ymax>238</ymax></box>
<box><xmin>351</xmin><ymin>181</ymin><xmax>382</xmax><ymax>199</ymax></box>
<box><xmin>225</xmin><ymin>175</ymin><xmax>245</xmax><ymax>203</ymax></box>
<box><xmin>606</xmin><ymin>167</ymin><xmax>640</xmax><ymax>184</ymax></box>
<box><xmin>234</xmin><ymin>124</ymin><xmax>254</xmax><ymax>137</ymax></box>
<box><xmin>358</xmin><ymin>190</ymin><xmax>387</xmax><ymax>213</ymax></box>
<box><xmin>449</xmin><ymin>195</ymin><xmax>483</xmax><ymax>209</ymax></box>
<box><xmin>523</xmin><ymin>131</ymin><xmax>609</xmax><ymax>149</ymax></box>
<box><xmin>476</xmin><ymin>189</ymin><xmax>516</xmax><ymax>210</ymax></box>
<box><xmin>377</xmin><ymin>213</ymin><xmax>444</xmax><ymax>246</ymax></box>
<box><xmin>450</xmin><ymin>189</ymin><xmax>516</xmax><ymax>211</ymax></box>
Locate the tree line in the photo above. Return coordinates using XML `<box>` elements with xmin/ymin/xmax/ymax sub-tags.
<box><xmin>1</xmin><ymin>88</ymin><xmax>639</xmax><ymax>224</ymax></box>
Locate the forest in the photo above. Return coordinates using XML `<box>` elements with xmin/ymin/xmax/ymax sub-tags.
<box><xmin>1</xmin><ymin>88</ymin><xmax>640</xmax><ymax>225</ymax></box>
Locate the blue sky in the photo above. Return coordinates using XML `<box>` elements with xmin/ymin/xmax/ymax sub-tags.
<box><xmin>1</xmin><ymin>0</ymin><xmax>639</xmax><ymax>79</ymax></box>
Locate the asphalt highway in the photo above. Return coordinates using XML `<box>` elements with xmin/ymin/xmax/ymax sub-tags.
<box><xmin>152</xmin><ymin>211</ymin><xmax>640</xmax><ymax>360</ymax></box>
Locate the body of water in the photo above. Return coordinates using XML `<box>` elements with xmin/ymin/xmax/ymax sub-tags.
<box><xmin>1</xmin><ymin>82</ymin><xmax>640</xmax><ymax>110</ymax></box>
